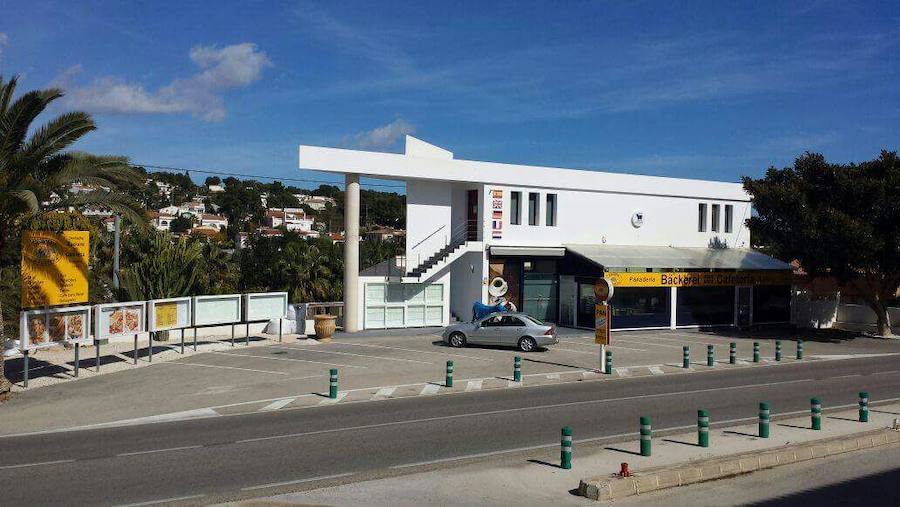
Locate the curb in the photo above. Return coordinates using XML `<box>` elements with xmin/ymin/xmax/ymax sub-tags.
<box><xmin>578</xmin><ymin>428</ymin><xmax>900</xmax><ymax>502</ymax></box>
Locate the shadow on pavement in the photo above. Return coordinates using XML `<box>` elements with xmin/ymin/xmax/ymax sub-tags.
<box><xmin>604</xmin><ymin>446</ymin><xmax>642</xmax><ymax>456</ymax></box>
<box><xmin>527</xmin><ymin>458</ymin><xmax>564</xmax><ymax>469</ymax></box>
<box><xmin>747</xmin><ymin>467</ymin><xmax>900</xmax><ymax>506</ymax></box>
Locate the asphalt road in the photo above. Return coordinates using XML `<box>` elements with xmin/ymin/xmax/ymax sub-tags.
<box><xmin>2</xmin><ymin>355</ymin><xmax>900</xmax><ymax>506</ymax></box>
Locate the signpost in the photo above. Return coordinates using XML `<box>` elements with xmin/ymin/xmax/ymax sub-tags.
<box><xmin>594</xmin><ymin>277</ymin><xmax>614</xmax><ymax>373</ymax></box>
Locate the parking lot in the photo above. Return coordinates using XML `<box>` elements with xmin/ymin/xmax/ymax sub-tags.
<box><xmin>3</xmin><ymin>325</ymin><xmax>900</xmax><ymax>435</ymax></box>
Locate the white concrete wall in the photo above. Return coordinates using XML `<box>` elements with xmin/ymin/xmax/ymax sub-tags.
<box><xmin>480</xmin><ymin>184</ymin><xmax>751</xmax><ymax>249</ymax></box>
<box><xmin>437</xmin><ymin>250</ymin><xmax>487</xmax><ymax>322</ymax></box>
<box><xmin>835</xmin><ymin>304</ymin><xmax>900</xmax><ymax>333</ymax></box>
<box><xmin>405</xmin><ymin>179</ymin><xmax>453</xmax><ymax>268</ymax></box>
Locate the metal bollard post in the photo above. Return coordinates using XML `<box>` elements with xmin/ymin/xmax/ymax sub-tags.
<box><xmin>181</xmin><ymin>329</ymin><xmax>185</xmax><ymax>355</ymax></box>
<box><xmin>811</xmin><ymin>397</ymin><xmax>822</xmax><ymax>430</ymax></box>
<box><xmin>707</xmin><ymin>345</ymin><xmax>715</xmax><ymax>367</ymax></box>
<box><xmin>148</xmin><ymin>333</ymin><xmax>153</xmax><ymax>363</ymax></box>
<box><xmin>74</xmin><ymin>343</ymin><xmax>80</xmax><ymax>378</ymax></box>
<box><xmin>446</xmin><ymin>360</ymin><xmax>454</xmax><ymax>387</ymax></box>
<box><xmin>134</xmin><ymin>335</ymin><xmax>139</xmax><ymax>365</ymax></box>
<box><xmin>683</xmin><ymin>346</ymin><xmax>690</xmax><ymax>368</ymax></box>
<box><xmin>698</xmin><ymin>409</ymin><xmax>709</xmax><ymax>447</ymax></box>
<box><xmin>796</xmin><ymin>339</ymin><xmax>803</xmax><ymax>360</ymax></box>
<box><xmin>329</xmin><ymin>368</ymin><xmax>338</xmax><ymax>399</ymax></box>
<box><xmin>859</xmin><ymin>392</ymin><xmax>869</xmax><ymax>422</ymax></box>
<box><xmin>23</xmin><ymin>350</ymin><xmax>29</xmax><ymax>388</ymax></box>
<box><xmin>775</xmin><ymin>340</ymin><xmax>782</xmax><ymax>361</ymax></box>
<box><xmin>95</xmin><ymin>339</ymin><xmax>101</xmax><ymax>372</ymax></box>
<box><xmin>729</xmin><ymin>342</ymin><xmax>736</xmax><ymax>364</ymax></box>
<box><xmin>759</xmin><ymin>402</ymin><xmax>770</xmax><ymax>438</ymax></box>
<box><xmin>640</xmin><ymin>416</ymin><xmax>652</xmax><ymax>456</ymax></box>
<box><xmin>561</xmin><ymin>426</ymin><xmax>573</xmax><ymax>469</ymax></box>
<box><xmin>753</xmin><ymin>342</ymin><xmax>760</xmax><ymax>363</ymax></box>
<box><xmin>605</xmin><ymin>350</ymin><xmax>613</xmax><ymax>374</ymax></box>
<box><xmin>514</xmin><ymin>356</ymin><xmax>522</xmax><ymax>382</ymax></box>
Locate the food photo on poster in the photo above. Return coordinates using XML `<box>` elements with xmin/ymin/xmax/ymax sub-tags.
<box><xmin>94</xmin><ymin>301</ymin><xmax>147</xmax><ymax>340</ymax></box>
<box><xmin>19</xmin><ymin>306</ymin><xmax>92</xmax><ymax>349</ymax></box>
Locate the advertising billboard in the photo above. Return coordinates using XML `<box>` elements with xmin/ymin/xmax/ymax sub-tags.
<box><xmin>20</xmin><ymin>305</ymin><xmax>91</xmax><ymax>349</ymax></box>
<box><xmin>148</xmin><ymin>297</ymin><xmax>192</xmax><ymax>332</ymax></box>
<box><xmin>94</xmin><ymin>301</ymin><xmax>147</xmax><ymax>339</ymax></box>
<box><xmin>243</xmin><ymin>292</ymin><xmax>288</xmax><ymax>322</ymax></box>
<box><xmin>20</xmin><ymin>231</ymin><xmax>90</xmax><ymax>308</ymax></box>
<box><xmin>193</xmin><ymin>294</ymin><xmax>242</xmax><ymax>326</ymax></box>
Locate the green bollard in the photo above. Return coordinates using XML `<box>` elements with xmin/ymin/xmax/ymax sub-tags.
<box><xmin>683</xmin><ymin>346</ymin><xmax>690</xmax><ymax>368</ymax></box>
<box><xmin>446</xmin><ymin>360</ymin><xmax>454</xmax><ymax>387</ymax></box>
<box><xmin>796</xmin><ymin>339</ymin><xmax>804</xmax><ymax>360</ymax></box>
<box><xmin>753</xmin><ymin>342</ymin><xmax>760</xmax><ymax>363</ymax></box>
<box><xmin>811</xmin><ymin>397</ymin><xmax>822</xmax><ymax>430</ymax></box>
<box><xmin>775</xmin><ymin>340</ymin><xmax>782</xmax><ymax>361</ymax></box>
<box><xmin>759</xmin><ymin>402</ymin><xmax>770</xmax><ymax>438</ymax></box>
<box><xmin>329</xmin><ymin>368</ymin><xmax>338</xmax><ymax>399</ymax></box>
<box><xmin>561</xmin><ymin>426</ymin><xmax>573</xmax><ymax>469</ymax></box>
<box><xmin>859</xmin><ymin>392</ymin><xmax>869</xmax><ymax>422</ymax></box>
<box><xmin>698</xmin><ymin>409</ymin><xmax>710</xmax><ymax>448</ymax></box>
<box><xmin>729</xmin><ymin>342</ymin><xmax>736</xmax><ymax>364</ymax></box>
<box><xmin>640</xmin><ymin>416</ymin><xmax>652</xmax><ymax>456</ymax></box>
<box><xmin>514</xmin><ymin>356</ymin><xmax>522</xmax><ymax>382</ymax></box>
<box><xmin>605</xmin><ymin>350</ymin><xmax>613</xmax><ymax>374</ymax></box>
<box><xmin>707</xmin><ymin>345</ymin><xmax>715</xmax><ymax>367</ymax></box>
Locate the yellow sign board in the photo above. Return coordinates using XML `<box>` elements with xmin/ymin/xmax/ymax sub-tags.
<box><xmin>594</xmin><ymin>303</ymin><xmax>611</xmax><ymax>345</ymax></box>
<box><xmin>20</xmin><ymin>231</ymin><xmax>90</xmax><ymax>308</ymax></box>
<box><xmin>155</xmin><ymin>302</ymin><xmax>178</xmax><ymax>329</ymax></box>
<box><xmin>606</xmin><ymin>271</ymin><xmax>791</xmax><ymax>288</ymax></box>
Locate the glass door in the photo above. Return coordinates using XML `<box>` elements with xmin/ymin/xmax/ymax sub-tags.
<box><xmin>576</xmin><ymin>282</ymin><xmax>596</xmax><ymax>328</ymax></box>
<box><xmin>522</xmin><ymin>273</ymin><xmax>558</xmax><ymax>322</ymax></box>
<box><xmin>736</xmin><ymin>286</ymin><xmax>753</xmax><ymax>327</ymax></box>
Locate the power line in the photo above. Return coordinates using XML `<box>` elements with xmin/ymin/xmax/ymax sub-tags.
<box><xmin>135</xmin><ymin>163</ymin><xmax>406</xmax><ymax>189</ymax></box>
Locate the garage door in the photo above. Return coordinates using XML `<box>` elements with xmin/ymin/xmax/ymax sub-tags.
<box><xmin>364</xmin><ymin>282</ymin><xmax>445</xmax><ymax>329</ymax></box>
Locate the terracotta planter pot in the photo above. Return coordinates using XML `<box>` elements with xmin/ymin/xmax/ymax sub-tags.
<box><xmin>313</xmin><ymin>314</ymin><xmax>337</xmax><ymax>342</ymax></box>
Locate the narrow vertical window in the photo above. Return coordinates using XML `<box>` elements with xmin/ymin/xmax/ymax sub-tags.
<box><xmin>724</xmin><ymin>204</ymin><xmax>733</xmax><ymax>233</ymax></box>
<box><xmin>528</xmin><ymin>192</ymin><xmax>539</xmax><ymax>225</ymax></box>
<box><xmin>698</xmin><ymin>203</ymin><xmax>707</xmax><ymax>232</ymax></box>
<box><xmin>545</xmin><ymin>193</ymin><xmax>557</xmax><ymax>226</ymax></box>
<box><xmin>711</xmin><ymin>204</ymin><xmax>720</xmax><ymax>232</ymax></box>
<box><xmin>510</xmin><ymin>191</ymin><xmax>521</xmax><ymax>225</ymax></box>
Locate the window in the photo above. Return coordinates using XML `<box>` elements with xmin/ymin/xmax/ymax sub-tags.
<box><xmin>528</xmin><ymin>192</ymin><xmax>539</xmax><ymax>225</ymax></box>
<box><xmin>724</xmin><ymin>205</ymin><xmax>733</xmax><ymax>233</ymax></box>
<box><xmin>711</xmin><ymin>204</ymin><xmax>720</xmax><ymax>232</ymax></box>
<box><xmin>545</xmin><ymin>193</ymin><xmax>557</xmax><ymax>226</ymax></box>
<box><xmin>510</xmin><ymin>191</ymin><xmax>521</xmax><ymax>225</ymax></box>
<box><xmin>698</xmin><ymin>203</ymin><xmax>707</xmax><ymax>232</ymax></box>
<box><xmin>501</xmin><ymin>316</ymin><xmax>526</xmax><ymax>327</ymax></box>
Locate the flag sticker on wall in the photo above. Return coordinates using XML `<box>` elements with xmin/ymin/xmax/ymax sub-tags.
<box><xmin>491</xmin><ymin>189</ymin><xmax>503</xmax><ymax>239</ymax></box>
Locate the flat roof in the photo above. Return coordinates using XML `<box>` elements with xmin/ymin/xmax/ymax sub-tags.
<box><xmin>566</xmin><ymin>244</ymin><xmax>791</xmax><ymax>270</ymax></box>
<box><xmin>299</xmin><ymin>136</ymin><xmax>749</xmax><ymax>201</ymax></box>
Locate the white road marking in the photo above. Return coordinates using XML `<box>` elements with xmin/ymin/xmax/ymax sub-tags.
<box><xmin>210</xmin><ymin>351</ymin><xmax>365</xmax><ymax>368</ymax></box>
<box><xmin>259</xmin><ymin>398</ymin><xmax>296</xmax><ymax>412</ymax></box>
<box><xmin>333</xmin><ymin>342</ymin><xmax>493</xmax><ymax>361</ymax></box>
<box><xmin>117</xmin><ymin>445</ymin><xmax>202</xmax><ymax>457</ymax></box>
<box><xmin>374</xmin><ymin>387</ymin><xmax>396</xmax><ymax>398</ymax></box>
<box><xmin>581</xmin><ymin>370</ymin><xmax>599</xmax><ymax>378</ymax></box>
<box><xmin>615</xmin><ymin>367</ymin><xmax>631</xmax><ymax>377</ymax></box>
<box><xmin>508</xmin><ymin>380</ymin><xmax>522</xmax><ymax>388</ymax></box>
<box><xmin>615</xmin><ymin>339</ymin><xmax>684</xmax><ymax>349</ymax></box>
<box><xmin>268</xmin><ymin>345</ymin><xmax>435</xmax><ymax>365</ymax></box>
<box><xmin>158</xmin><ymin>361</ymin><xmax>288</xmax><ymax>375</ymax></box>
<box><xmin>241</xmin><ymin>472</ymin><xmax>356</xmax><ymax>491</ymax></box>
<box><xmin>318</xmin><ymin>392</ymin><xmax>347</xmax><ymax>405</ymax></box>
<box><xmin>0</xmin><ymin>459</ymin><xmax>75</xmax><ymax>470</ymax></box>
<box><xmin>120</xmin><ymin>494</ymin><xmax>207</xmax><ymax>506</ymax></box>
<box><xmin>420</xmin><ymin>384</ymin><xmax>441</xmax><ymax>395</ymax></box>
<box><xmin>546</xmin><ymin>373</ymin><xmax>560</xmax><ymax>380</ymax></box>
<box><xmin>649</xmin><ymin>366</ymin><xmax>665</xmax><ymax>375</ymax></box>
<box><xmin>558</xmin><ymin>340</ymin><xmax>648</xmax><ymax>352</ymax></box>
<box><xmin>465</xmin><ymin>380</ymin><xmax>483</xmax><ymax>392</ymax></box>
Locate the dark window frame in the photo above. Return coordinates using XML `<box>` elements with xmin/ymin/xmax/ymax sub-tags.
<box><xmin>698</xmin><ymin>203</ymin><xmax>707</xmax><ymax>232</ymax></box>
<box><xmin>724</xmin><ymin>204</ymin><xmax>733</xmax><ymax>233</ymax></box>
<box><xmin>510</xmin><ymin>191</ymin><xmax>521</xmax><ymax>225</ymax></box>
<box><xmin>528</xmin><ymin>192</ymin><xmax>539</xmax><ymax>226</ymax></box>
<box><xmin>545</xmin><ymin>193</ymin><xmax>557</xmax><ymax>226</ymax></box>
<box><xmin>711</xmin><ymin>204</ymin><xmax>720</xmax><ymax>232</ymax></box>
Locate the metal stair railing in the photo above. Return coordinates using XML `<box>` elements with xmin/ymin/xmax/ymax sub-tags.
<box><xmin>407</xmin><ymin>219</ymin><xmax>483</xmax><ymax>277</ymax></box>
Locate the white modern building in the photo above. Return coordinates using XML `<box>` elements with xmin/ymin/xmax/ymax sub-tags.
<box><xmin>299</xmin><ymin>136</ymin><xmax>791</xmax><ymax>332</ymax></box>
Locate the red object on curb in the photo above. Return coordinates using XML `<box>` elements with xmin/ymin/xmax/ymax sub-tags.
<box><xmin>619</xmin><ymin>462</ymin><xmax>632</xmax><ymax>477</ymax></box>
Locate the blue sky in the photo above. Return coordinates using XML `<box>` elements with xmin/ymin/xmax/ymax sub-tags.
<box><xmin>2</xmin><ymin>0</ymin><xmax>898</xmax><ymax>190</ymax></box>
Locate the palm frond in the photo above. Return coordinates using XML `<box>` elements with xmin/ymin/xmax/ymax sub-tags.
<box><xmin>7</xmin><ymin>189</ymin><xmax>39</xmax><ymax>214</ymax></box>
<box><xmin>52</xmin><ymin>190</ymin><xmax>148</xmax><ymax>227</ymax></box>
<box><xmin>21</xmin><ymin>111</ymin><xmax>96</xmax><ymax>166</ymax></box>
<box><xmin>0</xmin><ymin>75</ymin><xmax>18</xmax><ymax>115</ymax></box>
<box><xmin>0</xmin><ymin>88</ymin><xmax>64</xmax><ymax>161</ymax></box>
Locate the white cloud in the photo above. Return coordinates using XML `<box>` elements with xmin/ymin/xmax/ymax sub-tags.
<box><xmin>342</xmin><ymin>119</ymin><xmax>415</xmax><ymax>150</ymax></box>
<box><xmin>64</xmin><ymin>43</ymin><xmax>271</xmax><ymax>121</ymax></box>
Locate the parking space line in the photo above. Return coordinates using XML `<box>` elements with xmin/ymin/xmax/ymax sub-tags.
<box><xmin>259</xmin><ymin>398</ymin><xmax>296</xmax><ymax>412</ymax></box>
<box><xmin>614</xmin><ymin>339</ymin><xmax>683</xmax><ymax>349</ymax></box>
<box><xmin>159</xmin><ymin>361</ymin><xmax>289</xmax><ymax>376</ymax></box>
<box><xmin>209</xmin><ymin>351</ymin><xmax>365</xmax><ymax>368</ymax></box>
<box><xmin>558</xmin><ymin>340</ymin><xmax>648</xmax><ymax>352</ymax></box>
<box><xmin>333</xmin><ymin>342</ymin><xmax>494</xmax><ymax>361</ymax></box>
<box><xmin>465</xmin><ymin>380</ymin><xmax>483</xmax><ymax>392</ymax></box>
<box><xmin>374</xmin><ymin>387</ymin><xmax>396</xmax><ymax>398</ymax></box>
<box><xmin>420</xmin><ymin>384</ymin><xmax>441</xmax><ymax>395</ymax></box>
<box><xmin>267</xmin><ymin>345</ymin><xmax>436</xmax><ymax>365</ymax></box>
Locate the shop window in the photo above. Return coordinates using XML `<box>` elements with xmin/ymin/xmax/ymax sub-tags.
<box><xmin>510</xmin><ymin>191</ymin><xmax>521</xmax><ymax>225</ymax></box>
<box><xmin>528</xmin><ymin>192</ymin><xmax>539</xmax><ymax>225</ymax></box>
<box><xmin>676</xmin><ymin>286</ymin><xmax>735</xmax><ymax>326</ymax></box>
<box><xmin>753</xmin><ymin>285</ymin><xmax>791</xmax><ymax>323</ymax></box>
<box><xmin>711</xmin><ymin>204</ymin><xmax>720</xmax><ymax>232</ymax></box>
<box><xmin>724</xmin><ymin>205</ymin><xmax>733</xmax><ymax>233</ymax></box>
<box><xmin>698</xmin><ymin>203</ymin><xmax>707</xmax><ymax>232</ymax></box>
<box><xmin>546</xmin><ymin>193</ymin><xmax>557</xmax><ymax>226</ymax></box>
<box><xmin>610</xmin><ymin>287</ymin><xmax>671</xmax><ymax>329</ymax></box>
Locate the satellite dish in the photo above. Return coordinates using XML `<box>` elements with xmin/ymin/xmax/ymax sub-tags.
<box><xmin>489</xmin><ymin>277</ymin><xmax>509</xmax><ymax>297</ymax></box>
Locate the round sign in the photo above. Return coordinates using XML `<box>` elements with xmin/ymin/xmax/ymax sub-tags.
<box><xmin>631</xmin><ymin>210</ymin><xmax>644</xmax><ymax>228</ymax></box>
<box><xmin>488</xmin><ymin>277</ymin><xmax>509</xmax><ymax>297</ymax></box>
<box><xmin>594</xmin><ymin>277</ymin><xmax>614</xmax><ymax>302</ymax></box>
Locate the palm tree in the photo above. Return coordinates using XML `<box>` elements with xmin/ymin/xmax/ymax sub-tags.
<box><xmin>0</xmin><ymin>75</ymin><xmax>147</xmax><ymax>393</ymax></box>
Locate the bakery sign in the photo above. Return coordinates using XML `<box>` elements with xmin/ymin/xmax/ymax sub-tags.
<box><xmin>606</xmin><ymin>271</ymin><xmax>791</xmax><ymax>288</ymax></box>
<box><xmin>491</xmin><ymin>189</ymin><xmax>503</xmax><ymax>240</ymax></box>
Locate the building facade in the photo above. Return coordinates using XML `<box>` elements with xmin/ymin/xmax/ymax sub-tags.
<box><xmin>299</xmin><ymin>136</ymin><xmax>791</xmax><ymax>332</ymax></box>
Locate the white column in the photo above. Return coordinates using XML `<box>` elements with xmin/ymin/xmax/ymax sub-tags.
<box><xmin>670</xmin><ymin>286</ymin><xmax>678</xmax><ymax>329</ymax></box>
<box><xmin>344</xmin><ymin>174</ymin><xmax>361</xmax><ymax>332</ymax></box>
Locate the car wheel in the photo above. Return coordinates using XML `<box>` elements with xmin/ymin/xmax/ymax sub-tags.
<box><xmin>518</xmin><ymin>336</ymin><xmax>537</xmax><ymax>352</ymax></box>
<box><xmin>448</xmin><ymin>332</ymin><xmax>466</xmax><ymax>348</ymax></box>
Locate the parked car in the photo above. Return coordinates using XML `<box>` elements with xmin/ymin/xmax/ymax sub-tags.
<box><xmin>442</xmin><ymin>312</ymin><xmax>558</xmax><ymax>352</ymax></box>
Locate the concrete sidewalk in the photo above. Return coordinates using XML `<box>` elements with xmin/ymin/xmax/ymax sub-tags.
<box><xmin>239</xmin><ymin>401</ymin><xmax>900</xmax><ymax>506</ymax></box>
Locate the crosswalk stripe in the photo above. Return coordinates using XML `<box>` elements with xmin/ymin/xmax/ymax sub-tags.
<box><xmin>546</xmin><ymin>373</ymin><xmax>560</xmax><ymax>380</ymax></box>
<box><xmin>649</xmin><ymin>366</ymin><xmax>665</xmax><ymax>375</ymax></box>
<box><xmin>465</xmin><ymin>380</ymin><xmax>483</xmax><ymax>392</ymax></box>
<box><xmin>419</xmin><ymin>384</ymin><xmax>441</xmax><ymax>396</ymax></box>
<box><xmin>614</xmin><ymin>367</ymin><xmax>630</xmax><ymax>377</ymax></box>
<box><xmin>374</xmin><ymin>387</ymin><xmax>396</xmax><ymax>398</ymax></box>
<box><xmin>259</xmin><ymin>398</ymin><xmax>295</xmax><ymax>412</ymax></box>
<box><xmin>318</xmin><ymin>392</ymin><xmax>347</xmax><ymax>405</ymax></box>
<box><xmin>507</xmin><ymin>380</ymin><xmax>522</xmax><ymax>388</ymax></box>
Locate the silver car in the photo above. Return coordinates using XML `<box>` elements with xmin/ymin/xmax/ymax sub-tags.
<box><xmin>442</xmin><ymin>312</ymin><xmax>558</xmax><ymax>352</ymax></box>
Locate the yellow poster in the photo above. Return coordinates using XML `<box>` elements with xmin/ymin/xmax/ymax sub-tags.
<box><xmin>606</xmin><ymin>271</ymin><xmax>791</xmax><ymax>288</ymax></box>
<box><xmin>20</xmin><ymin>231</ymin><xmax>90</xmax><ymax>308</ymax></box>
<box><xmin>155</xmin><ymin>302</ymin><xmax>178</xmax><ymax>329</ymax></box>
<box><xmin>594</xmin><ymin>303</ymin><xmax>611</xmax><ymax>345</ymax></box>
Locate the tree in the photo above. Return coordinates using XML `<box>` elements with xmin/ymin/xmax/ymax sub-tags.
<box><xmin>213</xmin><ymin>178</ymin><xmax>264</xmax><ymax>234</ymax></box>
<box><xmin>169</xmin><ymin>214</ymin><xmax>195</xmax><ymax>233</ymax></box>
<box><xmin>743</xmin><ymin>151</ymin><xmax>900</xmax><ymax>336</ymax></box>
<box><xmin>119</xmin><ymin>228</ymin><xmax>205</xmax><ymax>300</ymax></box>
<box><xmin>205</xmin><ymin>176</ymin><xmax>221</xmax><ymax>186</ymax></box>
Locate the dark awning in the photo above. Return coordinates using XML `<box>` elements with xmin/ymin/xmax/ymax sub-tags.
<box><xmin>565</xmin><ymin>244</ymin><xmax>791</xmax><ymax>270</ymax></box>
